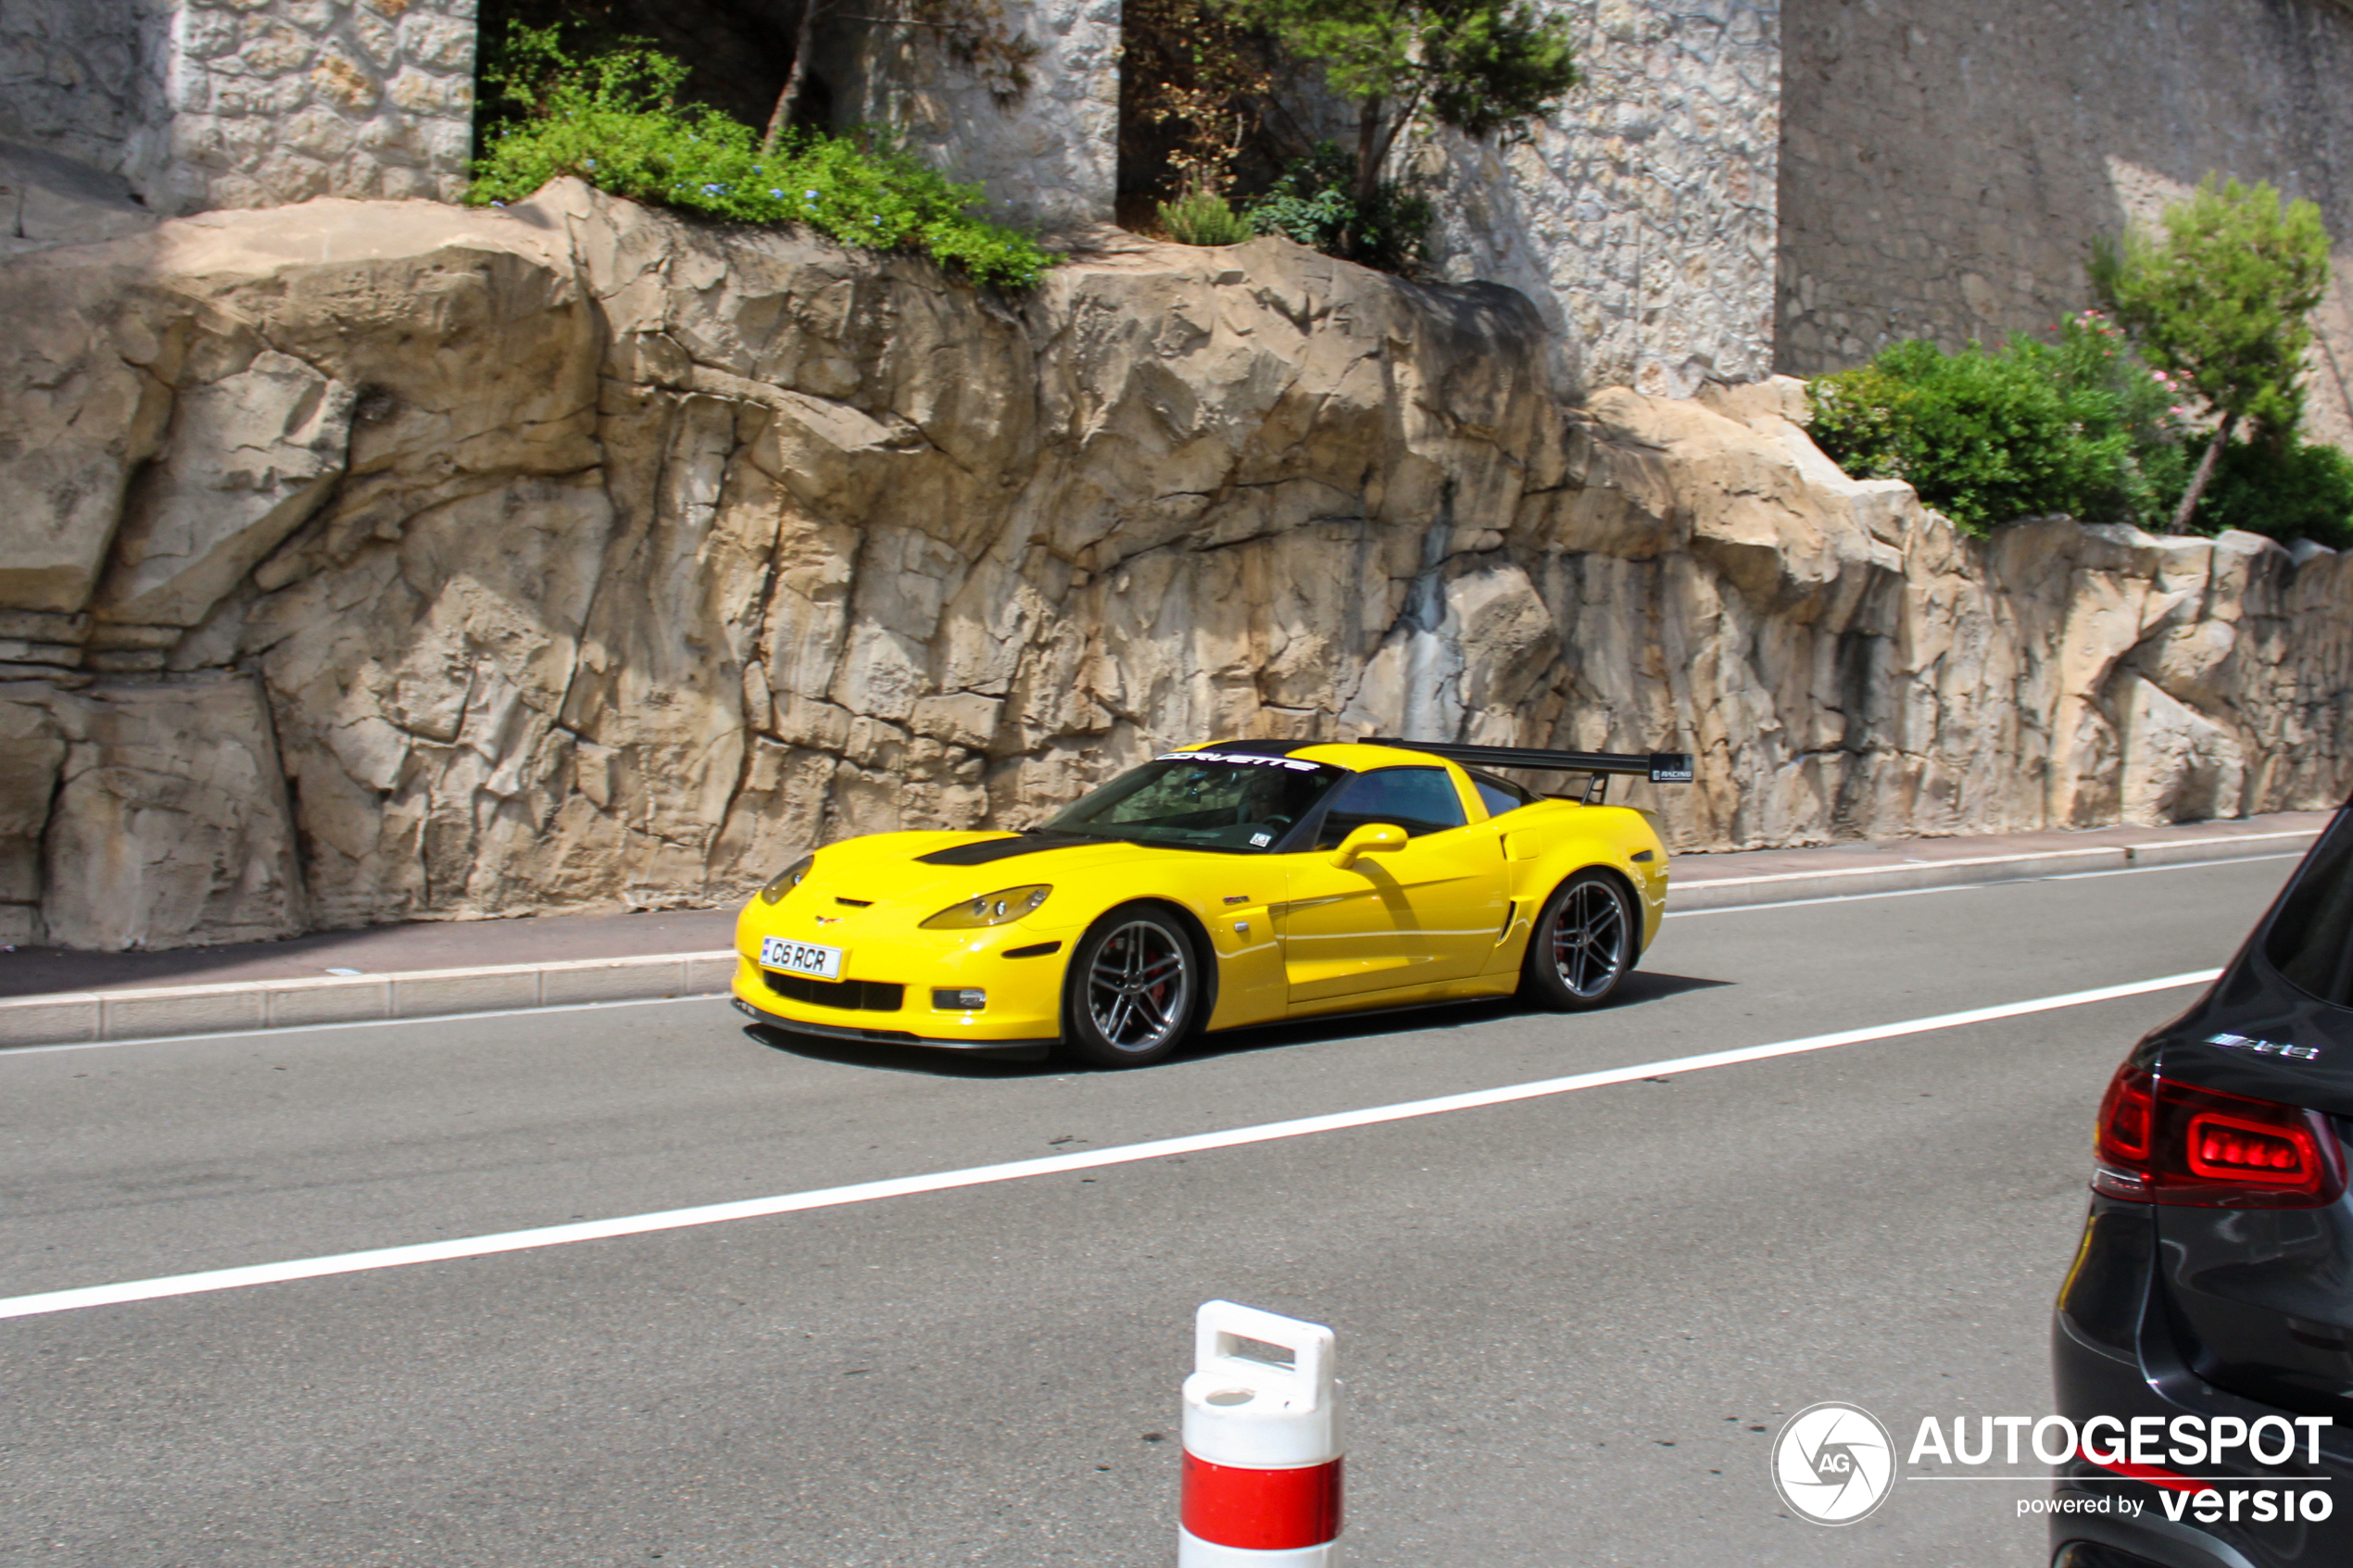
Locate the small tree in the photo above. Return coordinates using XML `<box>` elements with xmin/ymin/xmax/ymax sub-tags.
<box><xmin>2091</xmin><ymin>174</ymin><xmax>2333</xmax><ymax>532</ymax></box>
<box><xmin>1220</xmin><ymin>0</ymin><xmax>1579</xmax><ymax>210</ymax></box>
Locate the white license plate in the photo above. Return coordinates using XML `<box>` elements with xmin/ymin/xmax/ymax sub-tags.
<box><xmin>759</xmin><ymin>936</ymin><xmax>844</xmax><ymax>979</ymax></box>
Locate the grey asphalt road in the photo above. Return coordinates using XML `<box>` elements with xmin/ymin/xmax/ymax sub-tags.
<box><xmin>0</xmin><ymin>853</ymin><xmax>2309</xmax><ymax>1567</ymax></box>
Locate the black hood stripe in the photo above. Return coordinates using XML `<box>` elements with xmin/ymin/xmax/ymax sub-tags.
<box><xmin>914</xmin><ymin>835</ymin><xmax>1088</xmax><ymax>867</ymax></box>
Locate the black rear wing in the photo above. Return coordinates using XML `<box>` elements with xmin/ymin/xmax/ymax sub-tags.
<box><xmin>1363</xmin><ymin>738</ymin><xmax>1693</xmax><ymax>805</ymax></box>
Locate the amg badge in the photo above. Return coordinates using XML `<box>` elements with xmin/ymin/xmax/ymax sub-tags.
<box><xmin>2208</xmin><ymin>1031</ymin><xmax>2321</xmax><ymax>1062</ymax></box>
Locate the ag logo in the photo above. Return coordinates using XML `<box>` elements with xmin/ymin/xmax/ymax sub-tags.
<box><xmin>1770</xmin><ymin>1401</ymin><xmax>1895</xmax><ymax>1524</ymax></box>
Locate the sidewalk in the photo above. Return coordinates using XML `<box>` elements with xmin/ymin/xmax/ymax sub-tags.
<box><xmin>0</xmin><ymin>810</ymin><xmax>2331</xmax><ymax>1049</ymax></box>
<box><xmin>1667</xmin><ymin>809</ymin><xmax>2330</xmax><ymax>910</ymax></box>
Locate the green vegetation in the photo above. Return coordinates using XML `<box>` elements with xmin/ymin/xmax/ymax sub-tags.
<box><xmin>1808</xmin><ymin>314</ymin><xmax>2190</xmax><ymax>534</ymax></box>
<box><xmin>1222</xmin><ymin>0</ymin><xmax>1578</xmax><ymax>208</ymax></box>
<box><xmin>466</xmin><ymin>24</ymin><xmax>1052</xmax><ymax>290</ymax></box>
<box><xmin>2196</xmin><ymin>436</ymin><xmax>2353</xmax><ymax>549</ymax></box>
<box><xmin>1244</xmin><ymin>142</ymin><xmax>1433</xmax><ymax>275</ymax></box>
<box><xmin>2091</xmin><ymin>175</ymin><xmax>2333</xmax><ymax>529</ymax></box>
<box><xmin>1117</xmin><ymin>0</ymin><xmax>1578</xmax><ymax>270</ymax></box>
<box><xmin>1811</xmin><ymin>177</ymin><xmax>2348</xmax><ymax>548</ymax></box>
<box><xmin>1156</xmin><ymin>184</ymin><xmax>1253</xmax><ymax>246</ymax></box>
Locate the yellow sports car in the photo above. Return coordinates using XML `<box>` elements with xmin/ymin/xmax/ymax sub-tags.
<box><xmin>730</xmin><ymin>738</ymin><xmax>1692</xmax><ymax>1068</ymax></box>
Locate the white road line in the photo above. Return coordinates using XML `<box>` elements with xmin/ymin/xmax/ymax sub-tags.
<box><xmin>2040</xmin><ymin>853</ymin><xmax>2304</xmax><ymax>882</ymax></box>
<box><xmin>0</xmin><ymin>968</ymin><xmax>2221</xmax><ymax>1323</ymax></box>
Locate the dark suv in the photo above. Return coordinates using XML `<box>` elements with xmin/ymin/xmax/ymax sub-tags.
<box><xmin>2053</xmin><ymin>809</ymin><xmax>2353</xmax><ymax>1567</ymax></box>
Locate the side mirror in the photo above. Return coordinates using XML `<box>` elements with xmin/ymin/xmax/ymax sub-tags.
<box><xmin>1330</xmin><ymin>822</ymin><xmax>1409</xmax><ymax>868</ymax></box>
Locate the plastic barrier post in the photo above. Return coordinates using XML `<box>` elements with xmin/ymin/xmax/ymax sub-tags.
<box><xmin>1178</xmin><ymin>1300</ymin><xmax>1342</xmax><ymax>1566</ymax></box>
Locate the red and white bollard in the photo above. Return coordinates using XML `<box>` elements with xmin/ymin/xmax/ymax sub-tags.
<box><xmin>1179</xmin><ymin>1300</ymin><xmax>1343</xmax><ymax>1565</ymax></box>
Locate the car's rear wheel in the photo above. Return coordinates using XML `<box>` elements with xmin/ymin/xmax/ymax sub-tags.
<box><xmin>1519</xmin><ymin>869</ymin><xmax>1636</xmax><ymax>1010</ymax></box>
<box><xmin>1060</xmin><ymin>904</ymin><xmax>1200</xmax><ymax>1068</ymax></box>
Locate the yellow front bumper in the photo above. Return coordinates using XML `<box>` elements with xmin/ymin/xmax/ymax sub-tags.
<box><xmin>727</xmin><ymin>919</ymin><xmax>1071</xmax><ymax>1049</ymax></box>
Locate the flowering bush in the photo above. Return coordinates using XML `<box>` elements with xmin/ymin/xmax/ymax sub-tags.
<box><xmin>465</xmin><ymin>25</ymin><xmax>1052</xmax><ymax>290</ymax></box>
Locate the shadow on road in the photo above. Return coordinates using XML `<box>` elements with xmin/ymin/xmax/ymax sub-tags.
<box><xmin>741</xmin><ymin>968</ymin><xmax>1732</xmax><ymax>1079</ymax></box>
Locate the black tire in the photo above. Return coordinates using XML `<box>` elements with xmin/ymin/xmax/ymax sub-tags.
<box><xmin>1059</xmin><ymin>904</ymin><xmax>1202</xmax><ymax>1068</ymax></box>
<box><xmin>1518</xmin><ymin>869</ymin><xmax>1638</xmax><ymax>1010</ymax></box>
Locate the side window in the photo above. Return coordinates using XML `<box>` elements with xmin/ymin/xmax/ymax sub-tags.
<box><xmin>2266</xmin><ymin>817</ymin><xmax>2353</xmax><ymax>1006</ymax></box>
<box><xmin>1466</xmin><ymin>769</ymin><xmax>1532</xmax><ymax>820</ymax></box>
<box><xmin>1314</xmin><ymin>768</ymin><xmax>1469</xmax><ymax>849</ymax></box>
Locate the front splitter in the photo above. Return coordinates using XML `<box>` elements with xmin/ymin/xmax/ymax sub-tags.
<box><xmin>733</xmin><ymin>998</ymin><xmax>1056</xmax><ymax>1060</ymax></box>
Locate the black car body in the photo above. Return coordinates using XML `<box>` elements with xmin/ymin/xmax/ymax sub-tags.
<box><xmin>2054</xmin><ymin>806</ymin><xmax>2353</xmax><ymax>1567</ymax></box>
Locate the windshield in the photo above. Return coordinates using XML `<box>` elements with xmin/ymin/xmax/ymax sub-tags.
<box><xmin>1038</xmin><ymin>753</ymin><xmax>1343</xmax><ymax>853</ymax></box>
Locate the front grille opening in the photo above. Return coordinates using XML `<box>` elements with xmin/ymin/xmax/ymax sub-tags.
<box><xmin>763</xmin><ymin>972</ymin><xmax>904</xmax><ymax>1011</ymax></box>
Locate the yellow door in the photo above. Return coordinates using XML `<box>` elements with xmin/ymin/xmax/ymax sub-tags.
<box><xmin>1276</xmin><ymin>767</ymin><xmax>1507</xmax><ymax>1005</ymax></box>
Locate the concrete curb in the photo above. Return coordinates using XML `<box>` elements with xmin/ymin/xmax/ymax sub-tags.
<box><xmin>0</xmin><ymin>951</ymin><xmax>742</xmax><ymax>1050</ymax></box>
<box><xmin>0</xmin><ymin>825</ymin><xmax>2321</xmax><ymax>1050</ymax></box>
<box><xmin>1671</xmin><ymin>827</ymin><xmax>2318</xmax><ymax>912</ymax></box>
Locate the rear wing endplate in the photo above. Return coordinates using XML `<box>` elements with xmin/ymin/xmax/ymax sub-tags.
<box><xmin>1363</xmin><ymin>737</ymin><xmax>1694</xmax><ymax>805</ymax></box>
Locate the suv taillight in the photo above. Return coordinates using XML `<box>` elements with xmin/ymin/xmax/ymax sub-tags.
<box><xmin>2094</xmin><ymin>1064</ymin><xmax>2346</xmax><ymax>1209</ymax></box>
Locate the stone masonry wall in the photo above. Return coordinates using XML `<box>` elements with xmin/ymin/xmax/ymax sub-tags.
<box><xmin>1778</xmin><ymin>0</ymin><xmax>2353</xmax><ymax>451</ymax></box>
<box><xmin>0</xmin><ymin>0</ymin><xmax>479</xmax><ymax>217</ymax></box>
<box><xmin>163</xmin><ymin>0</ymin><xmax>481</xmax><ymax>214</ymax></box>
<box><xmin>817</xmin><ymin>0</ymin><xmax>1122</xmax><ymax>231</ymax></box>
<box><xmin>0</xmin><ymin>1</ymin><xmax>174</xmax><ymax>196</ymax></box>
<box><xmin>1415</xmin><ymin>0</ymin><xmax>1781</xmax><ymax>399</ymax></box>
<box><xmin>821</xmin><ymin>0</ymin><xmax>1780</xmax><ymax>383</ymax></box>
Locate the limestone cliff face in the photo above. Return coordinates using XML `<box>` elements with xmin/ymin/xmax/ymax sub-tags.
<box><xmin>2</xmin><ymin>181</ymin><xmax>2347</xmax><ymax>949</ymax></box>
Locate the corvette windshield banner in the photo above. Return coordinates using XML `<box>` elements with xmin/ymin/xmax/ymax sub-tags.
<box><xmin>1157</xmin><ymin>751</ymin><xmax>1327</xmax><ymax>772</ymax></box>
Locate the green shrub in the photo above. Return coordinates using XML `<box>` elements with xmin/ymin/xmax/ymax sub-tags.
<box><xmin>1807</xmin><ymin>314</ymin><xmax>2192</xmax><ymax>534</ymax></box>
<box><xmin>2196</xmin><ymin>436</ymin><xmax>2353</xmax><ymax>549</ymax></box>
<box><xmin>1157</xmin><ymin>185</ymin><xmax>1253</xmax><ymax>246</ymax></box>
<box><xmin>465</xmin><ymin>24</ymin><xmax>1052</xmax><ymax>291</ymax></box>
<box><xmin>1245</xmin><ymin>143</ymin><xmax>1432</xmax><ymax>275</ymax></box>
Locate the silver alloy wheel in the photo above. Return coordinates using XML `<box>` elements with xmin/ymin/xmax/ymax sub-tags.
<box><xmin>1084</xmin><ymin>918</ymin><xmax>1193</xmax><ymax>1054</ymax></box>
<box><xmin>1548</xmin><ymin>878</ymin><xmax>1629</xmax><ymax>999</ymax></box>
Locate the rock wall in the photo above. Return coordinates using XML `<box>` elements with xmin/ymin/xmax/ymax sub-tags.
<box><xmin>1778</xmin><ymin>0</ymin><xmax>2353</xmax><ymax>450</ymax></box>
<box><xmin>0</xmin><ymin>0</ymin><xmax>477</xmax><ymax>218</ymax></box>
<box><xmin>1416</xmin><ymin>0</ymin><xmax>1781</xmax><ymax>398</ymax></box>
<box><xmin>2</xmin><ymin>184</ymin><xmax>2349</xmax><ymax>949</ymax></box>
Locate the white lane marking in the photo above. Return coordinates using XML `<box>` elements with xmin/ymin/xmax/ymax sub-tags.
<box><xmin>2041</xmin><ymin>853</ymin><xmax>2302</xmax><ymax>882</ymax></box>
<box><xmin>1667</xmin><ymin>853</ymin><xmax>2300</xmax><ymax>918</ymax></box>
<box><xmin>0</xmin><ymin>969</ymin><xmax>2221</xmax><ymax>1322</ymax></box>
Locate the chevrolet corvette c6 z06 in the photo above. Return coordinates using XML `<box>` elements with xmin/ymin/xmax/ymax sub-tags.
<box><xmin>731</xmin><ymin>736</ymin><xmax>1692</xmax><ymax>1068</ymax></box>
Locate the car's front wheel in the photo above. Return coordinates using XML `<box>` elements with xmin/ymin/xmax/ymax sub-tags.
<box><xmin>1061</xmin><ymin>904</ymin><xmax>1201</xmax><ymax>1068</ymax></box>
<box><xmin>1519</xmin><ymin>869</ymin><xmax>1637</xmax><ymax>1010</ymax></box>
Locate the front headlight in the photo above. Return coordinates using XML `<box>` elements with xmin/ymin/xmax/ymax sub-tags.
<box><xmin>760</xmin><ymin>853</ymin><xmax>815</xmax><ymax>905</ymax></box>
<box><xmin>921</xmin><ymin>884</ymin><xmax>1051</xmax><ymax>929</ymax></box>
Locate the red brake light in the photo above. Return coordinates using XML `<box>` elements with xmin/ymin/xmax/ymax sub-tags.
<box><xmin>2097</xmin><ymin>1069</ymin><xmax>2154</xmax><ymax>1162</ymax></box>
<box><xmin>2187</xmin><ymin>1112</ymin><xmax>2311</xmax><ymax>1179</ymax></box>
<box><xmin>2094</xmin><ymin>1064</ymin><xmax>2343</xmax><ymax>1209</ymax></box>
